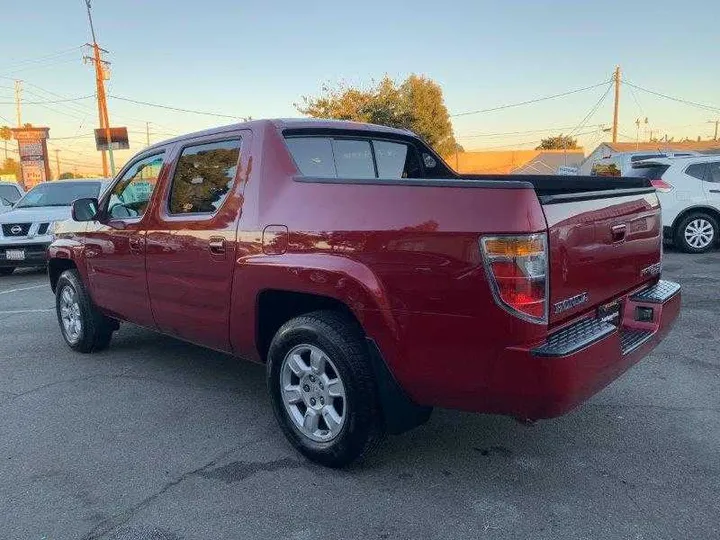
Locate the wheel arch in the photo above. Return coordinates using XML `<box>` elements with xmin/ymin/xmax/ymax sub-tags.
<box><xmin>48</xmin><ymin>257</ymin><xmax>77</xmax><ymax>293</ymax></box>
<box><xmin>671</xmin><ymin>205</ymin><xmax>720</xmax><ymax>233</ymax></box>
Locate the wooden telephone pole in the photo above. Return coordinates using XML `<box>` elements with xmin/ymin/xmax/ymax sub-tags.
<box><xmin>14</xmin><ymin>80</ymin><xmax>22</xmax><ymax>127</ymax></box>
<box><xmin>710</xmin><ymin>120</ymin><xmax>719</xmax><ymax>141</ymax></box>
<box><xmin>54</xmin><ymin>149</ymin><xmax>61</xmax><ymax>179</ymax></box>
<box><xmin>612</xmin><ymin>66</ymin><xmax>621</xmax><ymax>144</ymax></box>
<box><xmin>84</xmin><ymin>0</ymin><xmax>115</xmax><ymax>177</ymax></box>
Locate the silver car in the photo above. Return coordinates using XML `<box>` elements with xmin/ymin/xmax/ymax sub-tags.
<box><xmin>0</xmin><ymin>181</ymin><xmax>24</xmax><ymax>214</ymax></box>
<box><xmin>0</xmin><ymin>179</ymin><xmax>108</xmax><ymax>275</ymax></box>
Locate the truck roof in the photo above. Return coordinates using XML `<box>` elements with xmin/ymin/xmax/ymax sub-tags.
<box><xmin>144</xmin><ymin>118</ymin><xmax>415</xmax><ymax>153</ymax></box>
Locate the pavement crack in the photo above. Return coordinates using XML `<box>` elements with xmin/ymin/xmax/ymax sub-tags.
<box><xmin>81</xmin><ymin>441</ymin><xmax>263</xmax><ymax>540</ymax></box>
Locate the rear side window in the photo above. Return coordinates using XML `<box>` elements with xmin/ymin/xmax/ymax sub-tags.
<box><xmin>285</xmin><ymin>138</ymin><xmax>336</xmax><ymax>177</ymax></box>
<box><xmin>686</xmin><ymin>163</ymin><xmax>708</xmax><ymax>181</ymax></box>
<box><xmin>707</xmin><ymin>162</ymin><xmax>720</xmax><ymax>183</ymax></box>
<box><xmin>168</xmin><ymin>139</ymin><xmax>242</xmax><ymax>214</ymax></box>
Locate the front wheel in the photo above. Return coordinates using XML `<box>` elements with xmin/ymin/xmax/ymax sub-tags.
<box><xmin>675</xmin><ymin>213</ymin><xmax>718</xmax><ymax>253</ymax></box>
<box><xmin>55</xmin><ymin>269</ymin><xmax>116</xmax><ymax>353</ymax></box>
<box><xmin>267</xmin><ymin>311</ymin><xmax>384</xmax><ymax>468</ymax></box>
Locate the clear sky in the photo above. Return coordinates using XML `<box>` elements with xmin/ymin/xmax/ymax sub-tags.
<box><xmin>1</xmin><ymin>0</ymin><xmax>719</xmax><ymax>173</ymax></box>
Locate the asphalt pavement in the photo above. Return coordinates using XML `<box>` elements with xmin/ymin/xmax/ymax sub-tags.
<box><xmin>0</xmin><ymin>251</ymin><xmax>718</xmax><ymax>540</ymax></box>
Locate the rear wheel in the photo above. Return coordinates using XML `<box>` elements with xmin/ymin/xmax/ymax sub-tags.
<box><xmin>267</xmin><ymin>311</ymin><xmax>384</xmax><ymax>467</ymax></box>
<box><xmin>0</xmin><ymin>267</ymin><xmax>15</xmax><ymax>276</ymax></box>
<box><xmin>675</xmin><ymin>213</ymin><xmax>718</xmax><ymax>253</ymax></box>
<box><xmin>55</xmin><ymin>269</ymin><xmax>116</xmax><ymax>353</ymax></box>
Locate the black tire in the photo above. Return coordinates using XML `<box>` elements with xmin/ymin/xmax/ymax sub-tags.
<box><xmin>0</xmin><ymin>267</ymin><xmax>15</xmax><ymax>276</ymax></box>
<box><xmin>267</xmin><ymin>310</ymin><xmax>385</xmax><ymax>468</ymax></box>
<box><xmin>55</xmin><ymin>269</ymin><xmax>115</xmax><ymax>353</ymax></box>
<box><xmin>674</xmin><ymin>212</ymin><xmax>718</xmax><ymax>253</ymax></box>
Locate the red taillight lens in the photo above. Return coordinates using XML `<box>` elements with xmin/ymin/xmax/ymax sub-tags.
<box><xmin>651</xmin><ymin>179</ymin><xmax>673</xmax><ymax>193</ymax></box>
<box><xmin>480</xmin><ymin>234</ymin><xmax>548</xmax><ymax>323</ymax></box>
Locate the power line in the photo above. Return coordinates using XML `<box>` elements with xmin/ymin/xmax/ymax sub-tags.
<box><xmin>470</xmin><ymin>128</ymin><xmax>599</xmax><ymax>151</ymax></box>
<box><xmin>624</xmin><ymin>81</ymin><xmax>720</xmax><ymax>113</ymax></box>
<box><xmin>568</xmin><ymin>83</ymin><xmax>613</xmax><ymax>137</ymax></box>
<box><xmin>0</xmin><ymin>46</ymin><xmax>83</xmax><ymax>70</ymax></box>
<box><xmin>108</xmin><ymin>94</ymin><xmax>246</xmax><ymax>120</ymax></box>
<box><xmin>0</xmin><ymin>94</ymin><xmax>93</xmax><ymax>105</ymax></box>
<box><xmin>450</xmin><ymin>81</ymin><xmax>611</xmax><ymax>118</ymax></box>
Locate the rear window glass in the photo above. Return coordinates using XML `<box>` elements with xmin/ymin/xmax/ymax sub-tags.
<box><xmin>629</xmin><ymin>165</ymin><xmax>669</xmax><ymax>179</ymax></box>
<box><xmin>373</xmin><ymin>140</ymin><xmax>422</xmax><ymax>178</ymax></box>
<box><xmin>630</xmin><ymin>154</ymin><xmax>666</xmax><ymax>163</ymax></box>
<box><xmin>707</xmin><ymin>162</ymin><xmax>720</xmax><ymax>183</ymax></box>
<box><xmin>333</xmin><ymin>139</ymin><xmax>375</xmax><ymax>178</ymax></box>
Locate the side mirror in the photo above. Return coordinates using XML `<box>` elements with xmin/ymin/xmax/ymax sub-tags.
<box><xmin>71</xmin><ymin>197</ymin><xmax>99</xmax><ymax>222</ymax></box>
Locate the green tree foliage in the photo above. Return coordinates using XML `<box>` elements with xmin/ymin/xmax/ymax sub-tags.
<box><xmin>0</xmin><ymin>158</ymin><xmax>20</xmax><ymax>178</ymax></box>
<box><xmin>59</xmin><ymin>172</ymin><xmax>77</xmax><ymax>180</ymax></box>
<box><xmin>536</xmin><ymin>135</ymin><xmax>579</xmax><ymax>150</ymax></box>
<box><xmin>297</xmin><ymin>75</ymin><xmax>459</xmax><ymax>156</ymax></box>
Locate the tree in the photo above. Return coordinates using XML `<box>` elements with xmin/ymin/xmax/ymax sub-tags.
<box><xmin>59</xmin><ymin>172</ymin><xmax>76</xmax><ymax>180</ymax></box>
<box><xmin>536</xmin><ymin>135</ymin><xmax>579</xmax><ymax>150</ymax></box>
<box><xmin>297</xmin><ymin>74</ymin><xmax>459</xmax><ymax>156</ymax></box>
<box><xmin>0</xmin><ymin>126</ymin><xmax>11</xmax><ymax>161</ymax></box>
<box><xmin>0</xmin><ymin>158</ymin><xmax>20</xmax><ymax>178</ymax></box>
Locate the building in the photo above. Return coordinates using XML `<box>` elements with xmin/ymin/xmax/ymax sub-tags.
<box><xmin>449</xmin><ymin>149</ymin><xmax>585</xmax><ymax>175</ymax></box>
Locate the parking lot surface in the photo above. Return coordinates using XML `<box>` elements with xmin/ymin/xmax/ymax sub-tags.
<box><xmin>0</xmin><ymin>250</ymin><xmax>718</xmax><ymax>540</ymax></box>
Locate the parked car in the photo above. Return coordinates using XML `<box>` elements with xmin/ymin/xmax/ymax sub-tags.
<box><xmin>0</xmin><ymin>180</ymin><xmax>24</xmax><ymax>214</ymax></box>
<box><xmin>631</xmin><ymin>156</ymin><xmax>720</xmax><ymax>253</ymax></box>
<box><xmin>0</xmin><ymin>179</ymin><xmax>108</xmax><ymax>275</ymax></box>
<box><xmin>48</xmin><ymin>119</ymin><xmax>681</xmax><ymax>467</ymax></box>
<box><xmin>579</xmin><ymin>150</ymin><xmax>700</xmax><ymax>177</ymax></box>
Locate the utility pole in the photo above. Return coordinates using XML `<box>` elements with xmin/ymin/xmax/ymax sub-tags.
<box><xmin>14</xmin><ymin>80</ymin><xmax>22</xmax><ymax>127</ymax></box>
<box><xmin>83</xmin><ymin>0</ymin><xmax>115</xmax><ymax>177</ymax></box>
<box><xmin>709</xmin><ymin>120</ymin><xmax>719</xmax><ymax>141</ymax></box>
<box><xmin>146</xmin><ymin>122</ymin><xmax>150</xmax><ymax>146</ymax></box>
<box><xmin>54</xmin><ymin>149</ymin><xmax>61</xmax><ymax>180</ymax></box>
<box><xmin>612</xmin><ymin>66</ymin><xmax>621</xmax><ymax>144</ymax></box>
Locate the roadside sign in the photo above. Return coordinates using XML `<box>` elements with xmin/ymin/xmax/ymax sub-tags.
<box><xmin>95</xmin><ymin>127</ymin><xmax>129</xmax><ymax>151</ymax></box>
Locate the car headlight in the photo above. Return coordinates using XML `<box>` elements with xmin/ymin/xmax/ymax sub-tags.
<box><xmin>48</xmin><ymin>221</ymin><xmax>60</xmax><ymax>235</ymax></box>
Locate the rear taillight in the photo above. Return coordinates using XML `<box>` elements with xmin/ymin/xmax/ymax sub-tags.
<box><xmin>651</xmin><ymin>179</ymin><xmax>673</xmax><ymax>193</ymax></box>
<box><xmin>480</xmin><ymin>234</ymin><xmax>548</xmax><ymax>324</ymax></box>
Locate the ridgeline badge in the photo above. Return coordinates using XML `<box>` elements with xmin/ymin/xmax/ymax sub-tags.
<box><xmin>553</xmin><ymin>292</ymin><xmax>589</xmax><ymax>314</ymax></box>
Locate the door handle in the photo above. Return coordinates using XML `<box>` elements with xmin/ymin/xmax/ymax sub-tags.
<box><xmin>128</xmin><ymin>236</ymin><xmax>143</xmax><ymax>252</ymax></box>
<box><xmin>209</xmin><ymin>237</ymin><xmax>226</xmax><ymax>254</ymax></box>
<box><xmin>611</xmin><ymin>224</ymin><xmax>627</xmax><ymax>243</ymax></box>
<box><xmin>709</xmin><ymin>189</ymin><xmax>720</xmax><ymax>193</ymax></box>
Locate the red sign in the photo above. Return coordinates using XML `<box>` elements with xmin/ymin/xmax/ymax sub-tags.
<box><xmin>11</xmin><ymin>127</ymin><xmax>51</xmax><ymax>189</ymax></box>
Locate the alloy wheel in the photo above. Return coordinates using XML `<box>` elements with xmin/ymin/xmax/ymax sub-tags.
<box><xmin>684</xmin><ymin>218</ymin><xmax>714</xmax><ymax>249</ymax></box>
<box><xmin>280</xmin><ymin>343</ymin><xmax>347</xmax><ymax>442</ymax></box>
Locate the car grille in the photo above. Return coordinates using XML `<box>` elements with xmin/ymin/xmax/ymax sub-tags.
<box><xmin>37</xmin><ymin>223</ymin><xmax>49</xmax><ymax>235</ymax></box>
<box><xmin>2</xmin><ymin>223</ymin><xmax>31</xmax><ymax>237</ymax></box>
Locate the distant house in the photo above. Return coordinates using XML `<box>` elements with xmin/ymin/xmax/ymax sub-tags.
<box><xmin>581</xmin><ymin>141</ymin><xmax>720</xmax><ymax>173</ymax></box>
<box><xmin>449</xmin><ymin>149</ymin><xmax>585</xmax><ymax>175</ymax></box>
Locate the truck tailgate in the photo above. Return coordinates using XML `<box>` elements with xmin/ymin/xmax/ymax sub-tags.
<box><xmin>541</xmin><ymin>189</ymin><xmax>662</xmax><ymax>326</ymax></box>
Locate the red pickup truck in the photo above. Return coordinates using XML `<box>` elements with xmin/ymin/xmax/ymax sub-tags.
<box><xmin>48</xmin><ymin>119</ymin><xmax>681</xmax><ymax>467</ymax></box>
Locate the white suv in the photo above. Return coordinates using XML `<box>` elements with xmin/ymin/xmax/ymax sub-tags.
<box><xmin>632</xmin><ymin>156</ymin><xmax>720</xmax><ymax>253</ymax></box>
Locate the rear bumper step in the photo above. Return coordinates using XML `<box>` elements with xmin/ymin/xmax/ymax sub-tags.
<box><xmin>532</xmin><ymin>318</ymin><xmax>616</xmax><ymax>357</ymax></box>
<box><xmin>630</xmin><ymin>279</ymin><xmax>681</xmax><ymax>303</ymax></box>
<box><xmin>619</xmin><ymin>328</ymin><xmax>653</xmax><ymax>355</ymax></box>
<box><xmin>533</xmin><ymin>279</ymin><xmax>680</xmax><ymax>358</ymax></box>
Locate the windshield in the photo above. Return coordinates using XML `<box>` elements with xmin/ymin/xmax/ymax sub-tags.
<box><xmin>15</xmin><ymin>182</ymin><xmax>102</xmax><ymax>209</ymax></box>
<box><xmin>0</xmin><ymin>184</ymin><xmax>21</xmax><ymax>204</ymax></box>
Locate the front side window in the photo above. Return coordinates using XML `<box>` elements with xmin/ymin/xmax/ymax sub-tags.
<box><xmin>168</xmin><ymin>139</ymin><xmax>242</xmax><ymax>214</ymax></box>
<box><xmin>707</xmin><ymin>162</ymin><xmax>720</xmax><ymax>183</ymax></box>
<box><xmin>108</xmin><ymin>154</ymin><xmax>164</xmax><ymax>219</ymax></box>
